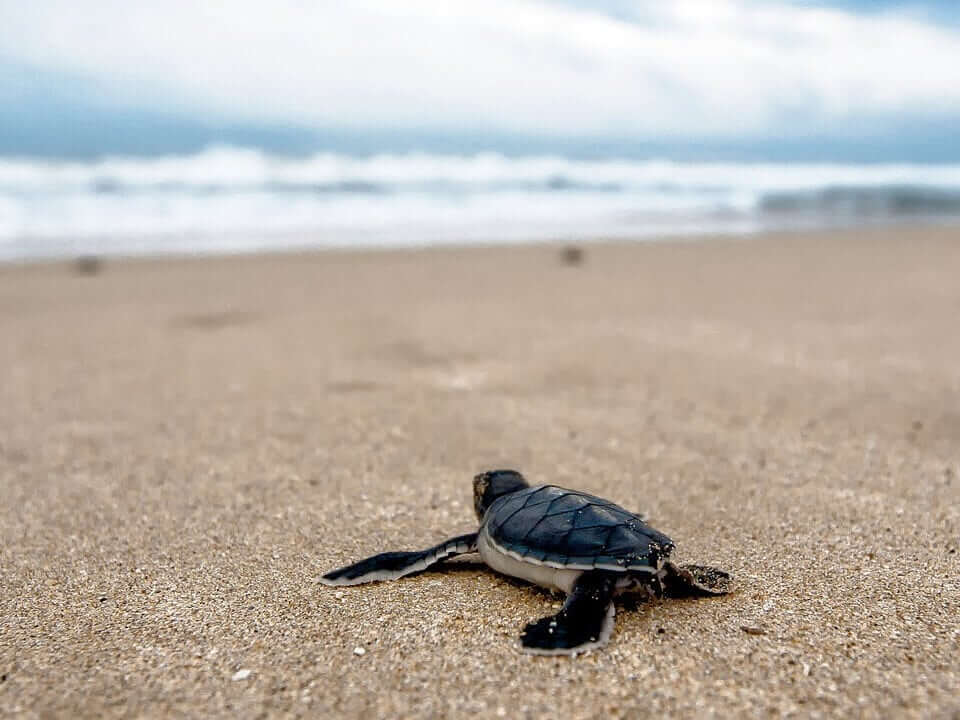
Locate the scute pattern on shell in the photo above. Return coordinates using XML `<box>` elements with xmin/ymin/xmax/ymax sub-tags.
<box><xmin>484</xmin><ymin>485</ymin><xmax>675</xmax><ymax>571</ymax></box>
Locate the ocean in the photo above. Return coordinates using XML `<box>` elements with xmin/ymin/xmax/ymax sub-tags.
<box><xmin>2</xmin><ymin>145</ymin><xmax>960</xmax><ymax>261</ymax></box>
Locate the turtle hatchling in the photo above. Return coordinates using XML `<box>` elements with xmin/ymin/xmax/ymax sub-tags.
<box><xmin>321</xmin><ymin>470</ymin><xmax>732</xmax><ymax>655</ymax></box>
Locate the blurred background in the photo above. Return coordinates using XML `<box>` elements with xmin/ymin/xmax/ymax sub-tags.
<box><xmin>1</xmin><ymin>0</ymin><xmax>959</xmax><ymax>260</ymax></box>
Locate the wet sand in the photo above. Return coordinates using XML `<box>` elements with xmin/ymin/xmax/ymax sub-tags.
<box><xmin>1</xmin><ymin>227</ymin><xmax>958</xmax><ymax>718</ymax></box>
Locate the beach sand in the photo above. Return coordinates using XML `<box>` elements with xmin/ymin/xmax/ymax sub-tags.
<box><xmin>1</xmin><ymin>227</ymin><xmax>958</xmax><ymax>718</ymax></box>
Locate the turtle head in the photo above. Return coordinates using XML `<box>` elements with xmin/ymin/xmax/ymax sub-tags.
<box><xmin>473</xmin><ymin>469</ymin><xmax>529</xmax><ymax>520</ymax></box>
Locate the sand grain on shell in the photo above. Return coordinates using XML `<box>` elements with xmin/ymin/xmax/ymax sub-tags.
<box><xmin>1</xmin><ymin>227</ymin><xmax>959</xmax><ymax>718</ymax></box>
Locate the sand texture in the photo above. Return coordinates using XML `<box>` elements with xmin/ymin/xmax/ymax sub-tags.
<box><xmin>1</xmin><ymin>227</ymin><xmax>959</xmax><ymax>718</ymax></box>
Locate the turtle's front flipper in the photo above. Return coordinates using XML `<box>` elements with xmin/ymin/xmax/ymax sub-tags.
<box><xmin>520</xmin><ymin>570</ymin><xmax>618</xmax><ymax>656</ymax></box>
<box><xmin>320</xmin><ymin>533</ymin><xmax>478</xmax><ymax>586</ymax></box>
<box><xmin>661</xmin><ymin>561</ymin><xmax>732</xmax><ymax>597</ymax></box>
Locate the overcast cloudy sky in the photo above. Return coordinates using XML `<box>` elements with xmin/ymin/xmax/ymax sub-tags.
<box><xmin>1</xmin><ymin>0</ymin><xmax>958</xmax><ymax>160</ymax></box>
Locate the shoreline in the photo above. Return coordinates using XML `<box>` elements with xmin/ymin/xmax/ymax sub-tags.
<box><xmin>4</xmin><ymin>216</ymin><xmax>960</xmax><ymax>267</ymax></box>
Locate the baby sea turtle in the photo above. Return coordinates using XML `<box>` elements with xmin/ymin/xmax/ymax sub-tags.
<box><xmin>321</xmin><ymin>470</ymin><xmax>732</xmax><ymax>655</ymax></box>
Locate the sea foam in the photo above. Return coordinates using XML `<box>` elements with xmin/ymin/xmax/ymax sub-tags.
<box><xmin>2</xmin><ymin>146</ymin><xmax>959</xmax><ymax>259</ymax></box>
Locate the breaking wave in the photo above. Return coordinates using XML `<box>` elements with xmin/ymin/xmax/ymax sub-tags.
<box><xmin>2</xmin><ymin>146</ymin><xmax>959</xmax><ymax>259</ymax></box>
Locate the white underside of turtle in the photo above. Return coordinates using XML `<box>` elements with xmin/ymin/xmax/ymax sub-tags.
<box><xmin>321</xmin><ymin>471</ymin><xmax>732</xmax><ymax>655</ymax></box>
<box><xmin>478</xmin><ymin>529</ymin><xmax>656</xmax><ymax>595</ymax></box>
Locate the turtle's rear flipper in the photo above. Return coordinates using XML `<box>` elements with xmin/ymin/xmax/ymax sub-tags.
<box><xmin>520</xmin><ymin>570</ymin><xmax>617</xmax><ymax>656</ymax></box>
<box><xmin>662</xmin><ymin>561</ymin><xmax>732</xmax><ymax>597</ymax></box>
<box><xmin>320</xmin><ymin>533</ymin><xmax>478</xmax><ymax>586</ymax></box>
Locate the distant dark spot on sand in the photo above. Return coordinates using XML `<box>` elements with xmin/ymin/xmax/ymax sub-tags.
<box><xmin>327</xmin><ymin>380</ymin><xmax>381</xmax><ymax>394</ymax></box>
<box><xmin>1</xmin><ymin>446</ymin><xmax>29</xmax><ymax>464</ymax></box>
<box><xmin>173</xmin><ymin>311</ymin><xmax>258</xmax><ymax>330</ymax></box>
<box><xmin>72</xmin><ymin>256</ymin><xmax>103</xmax><ymax>276</ymax></box>
<box><xmin>380</xmin><ymin>340</ymin><xmax>472</xmax><ymax>368</ymax></box>
<box><xmin>560</xmin><ymin>245</ymin><xmax>584</xmax><ymax>266</ymax></box>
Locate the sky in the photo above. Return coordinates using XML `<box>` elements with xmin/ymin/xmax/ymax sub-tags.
<box><xmin>1</xmin><ymin>0</ymin><xmax>959</xmax><ymax>161</ymax></box>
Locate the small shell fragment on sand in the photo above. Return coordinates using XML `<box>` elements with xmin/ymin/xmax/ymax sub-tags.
<box><xmin>231</xmin><ymin>669</ymin><xmax>251</xmax><ymax>681</ymax></box>
<box><xmin>353</xmin><ymin>646</ymin><xmax>366</xmax><ymax>656</ymax></box>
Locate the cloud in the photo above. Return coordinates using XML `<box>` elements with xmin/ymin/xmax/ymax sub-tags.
<box><xmin>1</xmin><ymin>0</ymin><xmax>959</xmax><ymax>139</ymax></box>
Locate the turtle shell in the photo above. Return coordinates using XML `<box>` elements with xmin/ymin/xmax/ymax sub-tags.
<box><xmin>483</xmin><ymin>485</ymin><xmax>675</xmax><ymax>572</ymax></box>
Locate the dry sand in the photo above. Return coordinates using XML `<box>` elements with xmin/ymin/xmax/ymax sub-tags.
<box><xmin>1</xmin><ymin>227</ymin><xmax>958</xmax><ymax>718</ymax></box>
